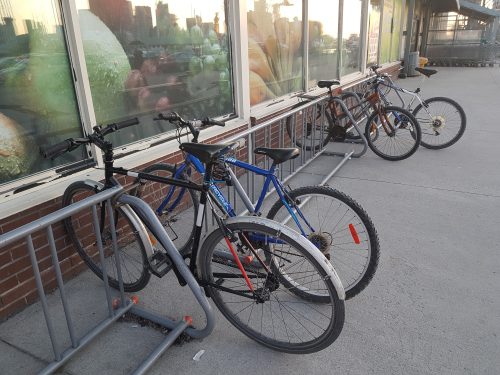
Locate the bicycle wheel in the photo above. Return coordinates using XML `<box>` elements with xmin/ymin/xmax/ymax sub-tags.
<box><xmin>365</xmin><ymin>105</ymin><xmax>421</xmax><ymax>161</ymax></box>
<box><xmin>338</xmin><ymin>92</ymin><xmax>372</xmax><ymax>139</ymax></box>
<box><xmin>135</xmin><ymin>163</ymin><xmax>198</xmax><ymax>255</ymax></box>
<box><xmin>198</xmin><ymin>218</ymin><xmax>345</xmax><ymax>354</ymax></box>
<box><xmin>63</xmin><ymin>181</ymin><xmax>150</xmax><ymax>292</ymax></box>
<box><xmin>412</xmin><ymin>97</ymin><xmax>466</xmax><ymax>150</ymax></box>
<box><xmin>285</xmin><ymin>104</ymin><xmax>332</xmax><ymax>152</ymax></box>
<box><xmin>267</xmin><ymin>186</ymin><xmax>380</xmax><ymax>300</ymax></box>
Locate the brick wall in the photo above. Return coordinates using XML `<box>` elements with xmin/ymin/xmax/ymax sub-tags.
<box><xmin>0</xmin><ymin>124</ymin><xmax>246</xmax><ymax>321</ymax></box>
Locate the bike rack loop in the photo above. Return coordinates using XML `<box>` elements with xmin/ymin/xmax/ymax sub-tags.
<box><xmin>0</xmin><ymin>186</ymin><xmax>213</xmax><ymax>375</ymax></box>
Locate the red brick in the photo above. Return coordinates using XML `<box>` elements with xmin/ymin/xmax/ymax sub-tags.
<box><xmin>0</xmin><ymin>298</ymin><xmax>27</xmax><ymax>321</ymax></box>
<box><xmin>0</xmin><ymin>275</ymin><xmax>18</xmax><ymax>295</ymax></box>
<box><xmin>1</xmin><ymin>279</ymin><xmax>36</xmax><ymax>305</ymax></box>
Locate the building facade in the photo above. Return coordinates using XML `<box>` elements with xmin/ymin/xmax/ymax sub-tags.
<box><xmin>0</xmin><ymin>0</ymin><xmax>415</xmax><ymax>319</ymax></box>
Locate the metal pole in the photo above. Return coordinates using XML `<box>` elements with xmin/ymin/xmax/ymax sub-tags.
<box><xmin>404</xmin><ymin>0</ymin><xmax>416</xmax><ymax>76</ymax></box>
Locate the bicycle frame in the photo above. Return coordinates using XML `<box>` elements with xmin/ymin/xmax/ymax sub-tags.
<box><xmin>159</xmin><ymin>152</ymin><xmax>316</xmax><ymax>238</ymax></box>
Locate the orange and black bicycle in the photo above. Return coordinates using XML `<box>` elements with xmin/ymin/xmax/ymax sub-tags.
<box><xmin>286</xmin><ymin>71</ymin><xmax>422</xmax><ymax>161</ymax></box>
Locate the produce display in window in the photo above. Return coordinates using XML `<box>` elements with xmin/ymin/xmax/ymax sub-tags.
<box><xmin>308</xmin><ymin>0</ymin><xmax>339</xmax><ymax>86</ymax></box>
<box><xmin>0</xmin><ymin>0</ymin><xmax>85</xmax><ymax>185</ymax></box>
<box><xmin>247</xmin><ymin>0</ymin><xmax>303</xmax><ymax>106</ymax></box>
<box><xmin>341</xmin><ymin>0</ymin><xmax>362</xmax><ymax>75</ymax></box>
<box><xmin>77</xmin><ymin>0</ymin><xmax>234</xmax><ymax>147</ymax></box>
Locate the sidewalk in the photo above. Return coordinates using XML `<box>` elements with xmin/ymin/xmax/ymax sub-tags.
<box><xmin>1</xmin><ymin>67</ymin><xmax>499</xmax><ymax>375</ymax></box>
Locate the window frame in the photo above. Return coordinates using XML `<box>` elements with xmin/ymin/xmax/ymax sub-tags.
<box><xmin>2</xmin><ymin>0</ymin><xmax>394</xmax><ymax>215</ymax></box>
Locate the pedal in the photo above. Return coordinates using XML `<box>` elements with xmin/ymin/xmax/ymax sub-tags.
<box><xmin>149</xmin><ymin>252</ymin><xmax>173</xmax><ymax>277</ymax></box>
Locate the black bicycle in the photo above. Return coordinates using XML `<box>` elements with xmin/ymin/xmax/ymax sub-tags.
<box><xmin>41</xmin><ymin>117</ymin><xmax>346</xmax><ymax>353</ymax></box>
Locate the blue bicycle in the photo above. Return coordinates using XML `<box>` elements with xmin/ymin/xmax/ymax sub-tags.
<box><xmin>136</xmin><ymin>113</ymin><xmax>380</xmax><ymax>299</ymax></box>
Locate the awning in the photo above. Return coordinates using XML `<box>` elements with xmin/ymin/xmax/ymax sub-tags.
<box><xmin>431</xmin><ymin>0</ymin><xmax>461</xmax><ymax>13</ymax></box>
<box><xmin>458</xmin><ymin>0</ymin><xmax>500</xmax><ymax>21</ymax></box>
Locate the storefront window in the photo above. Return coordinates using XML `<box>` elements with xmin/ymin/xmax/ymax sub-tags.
<box><xmin>0</xmin><ymin>0</ymin><xmax>85</xmax><ymax>186</ymax></box>
<box><xmin>367</xmin><ymin>0</ymin><xmax>381</xmax><ymax>66</ymax></box>
<box><xmin>308</xmin><ymin>0</ymin><xmax>339</xmax><ymax>87</ymax></box>
<box><xmin>380</xmin><ymin>0</ymin><xmax>403</xmax><ymax>64</ymax></box>
<box><xmin>76</xmin><ymin>0</ymin><xmax>234</xmax><ymax>147</ymax></box>
<box><xmin>247</xmin><ymin>0</ymin><xmax>303</xmax><ymax>106</ymax></box>
<box><xmin>341</xmin><ymin>0</ymin><xmax>362</xmax><ymax>76</ymax></box>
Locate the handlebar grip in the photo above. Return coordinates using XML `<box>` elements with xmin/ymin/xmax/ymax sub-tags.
<box><xmin>114</xmin><ymin>117</ymin><xmax>139</xmax><ymax>130</ymax></box>
<box><xmin>155</xmin><ymin>112</ymin><xmax>179</xmax><ymax>122</ymax></box>
<box><xmin>40</xmin><ymin>139</ymin><xmax>73</xmax><ymax>159</ymax></box>
<box><xmin>202</xmin><ymin>118</ymin><xmax>225</xmax><ymax>127</ymax></box>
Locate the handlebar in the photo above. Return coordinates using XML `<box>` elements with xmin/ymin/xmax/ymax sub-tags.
<box><xmin>155</xmin><ymin>112</ymin><xmax>225</xmax><ymax>142</ymax></box>
<box><xmin>95</xmin><ymin>117</ymin><xmax>139</xmax><ymax>136</ymax></box>
<box><xmin>40</xmin><ymin>139</ymin><xmax>74</xmax><ymax>159</ymax></box>
<box><xmin>40</xmin><ymin>117</ymin><xmax>140</xmax><ymax>159</ymax></box>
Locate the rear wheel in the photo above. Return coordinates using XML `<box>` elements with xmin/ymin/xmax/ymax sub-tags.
<box><xmin>199</xmin><ymin>220</ymin><xmax>345</xmax><ymax>354</ymax></box>
<box><xmin>63</xmin><ymin>181</ymin><xmax>150</xmax><ymax>292</ymax></box>
<box><xmin>412</xmin><ymin>97</ymin><xmax>466</xmax><ymax>149</ymax></box>
<box><xmin>365</xmin><ymin>106</ymin><xmax>421</xmax><ymax>161</ymax></box>
<box><xmin>267</xmin><ymin>186</ymin><xmax>380</xmax><ymax>300</ymax></box>
<box><xmin>286</xmin><ymin>104</ymin><xmax>332</xmax><ymax>152</ymax></box>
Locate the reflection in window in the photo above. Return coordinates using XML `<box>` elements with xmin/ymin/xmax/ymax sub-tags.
<box><xmin>308</xmin><ymin>0</ymin><xmax>339</xmax><ymax>86</ymax></box>
<box><xmin>367</xmin><ymin>0</ymin><xmax>381</xmax><ymax>66</ymax></box>
<box><xmin>341</xmin><ymin>0</ymin><xmax>362</xmax><ymax>76</ymax></box>
<box><xmin>77</xmin><ymin>0</ymin><xmax>234</xmax><ymax>147</ymax></box>
<box><xmin>247</xmin><ymin>0</ymin><xmax>303</xmax><ymax>106</ymax></box>
<box><xmin>0</xmin><ymin>0</ymin><xmax>84</xmax><ymax>185</ymax></box>
<box><xmin>380</xmin><ymin>0</ymin><xmax>403</xmax><ymax>63</ymax></box>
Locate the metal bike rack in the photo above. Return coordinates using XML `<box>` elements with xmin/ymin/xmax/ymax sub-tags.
<box><xmin>0</xmin><ymin>187</ymin><xmax>214</xmax><ymax>375</ymax></box>
<box><xmin>222</xmin><ymin>95</ymin><xmax>367</xmax><ymax>208</ymax></box>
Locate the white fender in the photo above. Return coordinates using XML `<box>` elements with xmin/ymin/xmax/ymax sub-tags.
<box><xmin>201</xmin><ymin>215</ymin><xmax>345</xmax><ymax>300</ymax></box>
<box><xmin>81</xmin><ymin>180</ymin><xmax>155</xmax><ymax>257</ymax></box>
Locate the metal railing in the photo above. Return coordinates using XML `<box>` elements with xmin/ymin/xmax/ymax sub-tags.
<box><xmin>204</xmin><ymin>94</ymin><xmax>367</xmax><ymax>223</ymax></box>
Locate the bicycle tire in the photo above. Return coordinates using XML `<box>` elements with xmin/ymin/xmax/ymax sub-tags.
<box><xmin>412</xmin><ymin>96</ymin><xmax>466</xmax><ymax>150</ymax></box>
<box><xmin>134</xmin><ymin>163</ymin><xmax>199</xmax><ymax>256</ymax></box>
<box><xmin>63</xmin><ymin>181</ymin><xmax>150</xmax><ymax>292</ymax></box>
<box><xmin>338</xmin><ymin>92</ymin><xmax>373</xmax><ymax>140</ymax></box>
<box><xmin>198</xmin><ymin>218</ymin><xmax>345</xmax><ymax>354</ymax></box>
<box><xmin>267</xmin><ymin>186</ymin><xmax>380</xmax><ymax>300</ymax></box>
<box><xmin>285</xmin><ymin>105</ymin><xmax>332</xmax><ymax>152</ymax></box>
<box><xmin>365</xmin><ymin>105</ymin><xmax>421</xmax><ymax>161</ymax></box>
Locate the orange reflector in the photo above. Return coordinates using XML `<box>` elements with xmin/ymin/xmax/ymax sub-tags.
<box><xmin>184</xmin><ymin>315</ymin><xmax>193</xmax><ymax>325</ymax></box>
<box><xmin>243</xmin><ymin>255</ymin><xmax>254</xmax><ymax>265</ymax></box>
<box><xmin>131</xmin><ymin>295</ymin><xmax>139</xmax><ymax>305</ymax></box>
<box><xmin>148</xmin><ymin>234</ymin><xmax>158</xmax><ymax>246</ymax></box>
<box><xmin>349</xmin><ymin>224</ymin><xmax>361</xmax><ymax>244</ymax></box>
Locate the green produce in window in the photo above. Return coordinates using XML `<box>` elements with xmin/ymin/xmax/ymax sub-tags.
<box><xmin>0</xmin><ymin>112</ymin><xmax>36</xmax><ymax>181</ymax></box>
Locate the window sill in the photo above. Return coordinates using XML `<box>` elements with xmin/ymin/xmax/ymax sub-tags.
<box><xmin>0</xmin><ymin>117</ymin><xmax>248</xmax><ymax>221</ymax></box>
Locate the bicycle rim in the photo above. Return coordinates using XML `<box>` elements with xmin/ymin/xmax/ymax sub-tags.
<box><xmin>413</xmin><ymin>97</ymin><xmax>466</xmax><ymax>149</ymax></box>
<box><xmin>267</xmin><ymin>186</ymin><xmax>380</xmax><ymax>299</ymax></box>
<box><xmin>366</xmin><ymin>106</ymin><xmax>421</xmax><ymax>161</ymax></box>
<box><xmin>63</xmin><ymin>182</ymin><xmax>150</xmax><ymax>292</ymax></box>
<box><xmin>199</xmin><ymin>220</ymin><xmax>344</xmax><ymax>353</ymax></box>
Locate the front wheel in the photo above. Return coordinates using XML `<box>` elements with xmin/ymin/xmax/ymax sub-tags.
<box><xmin>412</xmin><ymin>97</ymin><xmax>466</xmax><ymax>149</ymax></box>
<box><xmin>267</xmin><ymin>186</ymin><xmax>380</xmax><ymax>300</ymax></box>
<box><xmin>365</xmin><ymin>106</ymin><xmax>421</xmax><ymax>161</ymax></box>
<box><xmin>198</xmin><ymin>219</ymin><xmax>345</xmax><ymax>354</ymax></box>
<box><xmin>63</xmin><ymin>181</ymin><xmax>150</xmax><ymax>292</ymax></box>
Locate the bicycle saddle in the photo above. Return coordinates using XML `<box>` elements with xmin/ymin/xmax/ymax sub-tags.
<box><xmin>415</xmin><ymin>67</ymin><xmax>437</xmax><ymax>77</ymax></box>
<box><xmin>317</xmin><ymin>80</ymin><xmax>340</xmax><ymax>89</ymax></box>
<box><xmin>180</xmin><ymin>142</ymin><xmax>236</xmax><ymax>163</ymax></box>
<box><xmin>254</xmin><ymin>147</ymin><xmax>300</xmax><ymax>165</ymax></box>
